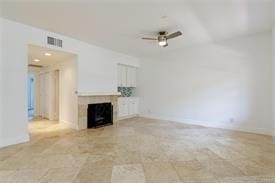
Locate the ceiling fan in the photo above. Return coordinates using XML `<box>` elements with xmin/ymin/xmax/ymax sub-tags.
<box><xmin>142</xmin><ymin>31</ymin><xmax>182</xmax><ymax>47</ymax></box>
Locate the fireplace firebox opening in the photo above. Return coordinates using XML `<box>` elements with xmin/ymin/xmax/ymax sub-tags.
<box><xmin>87</xmin><ymin>103</ymin><xmax>113</xmax><ymax>128</ymax></box>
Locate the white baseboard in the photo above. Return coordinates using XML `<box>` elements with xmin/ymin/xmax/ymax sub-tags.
<box><xmin>0</xmin><ymin>134</ymin><xmax>30</xmax><ymax>148</ymax></box>
<box><xmin>118</xmin><ymin>114</ymin><xmax>139</xmax><ymax>121</ymax></box>
<box><xmin>140</xmin><ymin>113</ymin><xmax>272</xmax><ymax>136</ymax></box>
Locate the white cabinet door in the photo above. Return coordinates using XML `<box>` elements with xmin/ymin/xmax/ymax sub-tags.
<box><xmin>118</xmin><ymin>98</ymin><xmax>128</xmax><ymax>117</ymax></box>
<box><xmin>117</xmin><ymin>65</ymin><xmax>122</xmax><ymax>87</ymax></box>
<box><xmin>128</xmin><ymin>98</ymin><xmax>135</xmax><ymax>115</ymax></box>
<box><xmin>128</xmin><ymin>97</ymin><xmax>139</xmax><ymax>115</ymax></box>
<box><xmin>133</xmin><ymin>97</ymin><xmax>139</xmax><ymax>114</ymax></box>
<box><xmin>121</xmin><ymin>65</ymin><xmax>127</xmax><ymax>87</ymax></box>
<box><xmin>126</xmin><ymin>67</ymin><xmax>132</xmax><ymax>87</ymax></box>
<box><xmin>117</xmin><ymin>64</ymin><xmax>137</xmax><ymax>87</ymax></box>
<box><xmin>131</xmin><ymin>67</ymin><xmax>137</xmax><ymax>87</ymax></box>
<box><xmin>118</xmin><ymin>97</ymin><xmax>139</xmax><ymax>118</ymax></box>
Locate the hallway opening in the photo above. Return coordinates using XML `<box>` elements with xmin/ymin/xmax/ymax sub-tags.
<box><xmin>27</xmin><ymin>45</ymin><xmax>78</xmax><ymax>129</ymax></box>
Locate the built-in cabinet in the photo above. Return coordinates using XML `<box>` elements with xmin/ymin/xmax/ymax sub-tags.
<box><xmin>118</xmin><ymin>97</ymin><xmax>139</xmax><ymax>118</ymax></box>
<box><xmin>117</xmin><ymin>64</ymin><xmax>137</xmax><ymax>87</ymax></box>
<box><xmin>117</xmin><ymin>64</ymin><xmax>139</xmax><ymax>119</ymax></box>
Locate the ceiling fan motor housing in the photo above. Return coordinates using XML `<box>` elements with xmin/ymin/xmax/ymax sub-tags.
<box><xmin>159</xmin><ymin>31</ymin><xmax>168</xmax><ymax>35</ymax></box>
<box><xmin>158</xmin><ymin>35</ymin><xmax>166</xmax><ymax>42</ymax></box>
<box><xmin>158</xmin><ymin>32</ymin><xmax>167</xmax><ymax>42</ymax></box>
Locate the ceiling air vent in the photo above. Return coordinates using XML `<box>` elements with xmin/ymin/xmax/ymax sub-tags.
<box><xmin>47</xmin><ymin>36</ymin><xmax>62</xmax><ymax>48</ymax></box>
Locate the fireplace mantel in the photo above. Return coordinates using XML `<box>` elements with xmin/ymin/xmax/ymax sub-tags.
<box><xmin>77</xmin><ymin>92</ymin><xmax>121</xmax><ymax>96</ymax></box>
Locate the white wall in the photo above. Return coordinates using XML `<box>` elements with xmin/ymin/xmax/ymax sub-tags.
<box><xmin>58</xmin><ymin>58</ymin><xmax>78</xmax><ymax>128</ymax></box>
<box><xmin>2</xmin><ymin>19</ymin><xmax>29</xmax><ymax>147</ymax></box>
<box><xmin>138</xmin><ymin>32</ymin><xmax>273</xmax><ymax>135</ymax></box>
<box><xmin>0</xmin><ymin>18</ymin><xmax>139</xmax><ymax>147</ymax></box>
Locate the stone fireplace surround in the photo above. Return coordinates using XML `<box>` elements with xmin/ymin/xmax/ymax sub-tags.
<box><xmin>78</xmin><ymin>92</ymin><xmax>119</xmax><ymax>130</ymax></box>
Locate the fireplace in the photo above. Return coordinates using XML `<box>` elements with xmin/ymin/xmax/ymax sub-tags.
<box><xmin>87</xmin><ymin>103</ymin><xmax>113</xmax><ymax>128</ymax></box>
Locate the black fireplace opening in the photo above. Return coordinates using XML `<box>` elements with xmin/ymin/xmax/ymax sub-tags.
<box><xmin>87</xmin><ymin>103</ymin><xmax>113</xmax><ymax>128</ymax></box>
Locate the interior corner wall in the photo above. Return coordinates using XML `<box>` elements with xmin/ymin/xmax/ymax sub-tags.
<box><xmin>272</xmin><ymin>24</ymin><xmax>275</xmax><ymax>139</ymax></box>
<box><xmin>1</xmin><ymin>19</ymin><xmax>30</xmax><ymax>147</ymax></box>
<box><xmin>0</xmin><ymin>18</ymin><xmax>139</xmax><ymax>147</ymax></box>
<box><xmin>0</xmin><ymin>18</ymin><xmax>3</xmax><ymax>144</ymax></box>
<box><xmin>137</xmin><ymin>32</ymin><xmax>273</xmax><ymax>135</ymax></box>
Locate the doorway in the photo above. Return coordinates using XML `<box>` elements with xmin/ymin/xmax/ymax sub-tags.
<box><xmin>27</xmin><ymin>74</ymin><xmax>35</xmax><ymax>119</ymax></box>
<box><xmin>27</xmin><ymin>45</ymin><xmax>77</xmax><ymax>128</ymax></box>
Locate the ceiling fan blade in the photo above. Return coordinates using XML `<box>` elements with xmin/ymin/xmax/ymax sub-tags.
<box><xmin>142</xmin><ymin>37</ymin><xmax>157</xmax><ymax>40</ymax></box>
<box><xmin>166</xmin><ymin>31</ymin><xmax>182</xmax><ymax>39</ymax></box>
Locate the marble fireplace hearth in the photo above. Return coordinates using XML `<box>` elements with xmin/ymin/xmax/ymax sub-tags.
<box><xmin>78</xmin><ymin>92</ymin><xmax>119</xmax><ymax>130</ymax></box>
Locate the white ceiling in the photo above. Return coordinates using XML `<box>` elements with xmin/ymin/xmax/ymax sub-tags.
<box><xmin>28</xmin><ymin>45</ymin><xmax>75</xmax><ymax>67</ymax></box>
<box><xmin>1</xmin><ymin>0</ymin><xmax>274</xmax><ymax>58</ymax></box>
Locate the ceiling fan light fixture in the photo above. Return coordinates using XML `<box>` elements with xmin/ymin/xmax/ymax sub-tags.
<box><xmin>158</xmin><ymin>36</ymin><xmax>167</xmax><ymax>46</ymax></box>
<box><xmin>158</xmin><ymin>40</ymin><xmax>167</xmax><ymax>46</ymax></box>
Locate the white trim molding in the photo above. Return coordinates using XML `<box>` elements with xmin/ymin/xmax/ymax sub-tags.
<box><xmin>0</xmin><ymin>134</ymin><xmax>30</xmax><ymax>148</ymax></box>
<box><xmin>77</xmin><ymin>92</ymin><xmax>121</xmax><ymax>96</ymax></box>
<box><xmin>140</xmin><ymin>113</ymin><xmax>273</xmax><ymax>136</ymax></box>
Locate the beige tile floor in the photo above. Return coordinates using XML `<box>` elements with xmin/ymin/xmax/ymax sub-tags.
<box><xmin>0</xmin><ymin>117</ymin><xmax>275</xmax><ymax>183</ymax></box>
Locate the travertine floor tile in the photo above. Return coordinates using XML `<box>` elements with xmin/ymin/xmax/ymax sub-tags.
<box><xmin>3</xmin><ymin>168</ymin><xmax>48</xmax><ymax>183</ymax></box>
<box><xmin>172</xmin><ymin>160</ymin><xmax>215</xmax><ymax>180</ymax></box>
<box><xmin>200</xmin><ymin>160</ymin><xmax>245</xmax><ymax>178</ymax></box>
<box><xmin>39</xmin><ymin>167</ymin><xmax>80</xmax><ymax>183</ymax></box>
<box><xmin>143</xmin><ymin>162</ymin><xmax>182</xmax><ymax>183</ymax></box>
<box><xmin>220</xmin><ymin>175</ymin><xmax>275</xmax><ymax>183</ymax></box>
<box><xmin>74</xmin><ymin>165</ymin><xmax>112</xmax><ymax>183</ymax></box>
<box><xmin>111</xmin><ymin>164</ymin><xmax>146</xmax><ymax>183</ymax></box>
<box><xmin>230</xmin><ymin>159</ymin><xmax>273</xmax><ymax>176</ymax></box>
<box><xmin>0</xmin><ymin>118</ymin><xmax>275</xmax><ymax>182</ymax></box>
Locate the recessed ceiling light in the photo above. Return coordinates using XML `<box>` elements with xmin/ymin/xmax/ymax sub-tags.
<box><xmin>34</xmin><ymin>59</ymin><xmax>40</xmax><ymax>62</ymax></box>
<box><xmin>44</xmin><ymin>52</ymin><xmax>52</xmax><ymax>56</ymax></box>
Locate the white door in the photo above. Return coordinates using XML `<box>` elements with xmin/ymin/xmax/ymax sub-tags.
<box><xmin>53</xmin><ymin>70</ymin><xmax>59</xmax><ymax>120</ymax></box>
<box><xmin>39</xmin><ymin>72</ymin><xmax>50</xmax><ymax>119</ymax></box>
<box><xmin>39</xmin><ymin>73</ymin><xmax>45</xmax><ymax>117</ymax></box>
<box><xmin>44</xmin><ymin>72</ymin><xmax>50</xmax><ymax>119</ymax></box>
